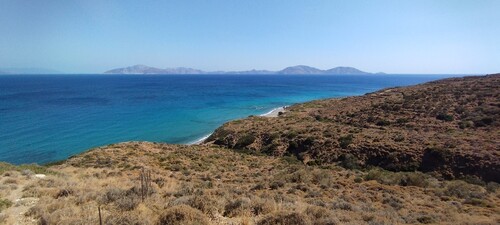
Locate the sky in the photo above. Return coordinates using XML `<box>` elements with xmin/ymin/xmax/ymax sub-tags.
<box><xmin>1</xmin><ymin>0</ymin><xmax>499</xmax><ymax>74</ymax></box>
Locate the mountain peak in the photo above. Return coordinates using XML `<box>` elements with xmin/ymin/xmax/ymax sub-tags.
<box><xmin>277</xmin><ymin>65</ymin><xmax>324</xmax><ymax>74</ymax></box>
<box><xmin>325</xmin><ymin>66</ymin><xmax>369</xmax><ymax>74</ymax></box>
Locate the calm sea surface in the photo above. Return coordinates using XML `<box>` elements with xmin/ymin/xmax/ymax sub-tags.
<box><xmin>0</xmin><ymin>74</ymin><xmax>459</xmax><ymax>164</ymax></box>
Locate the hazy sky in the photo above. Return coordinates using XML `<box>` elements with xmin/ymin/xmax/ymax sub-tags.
<box><xmin>1</xmin><ymin>0</ymin><xmax>499</xmax><ymax>74</ymax></box>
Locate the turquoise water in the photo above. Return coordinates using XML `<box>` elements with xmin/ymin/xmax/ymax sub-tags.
<box><xmin>0</xmin><ymin>74</ymin><xmax>457</xmax><ymax>164</ymax></box>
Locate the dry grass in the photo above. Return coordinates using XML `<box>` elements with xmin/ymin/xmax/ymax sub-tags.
<box><xmin>0</xmin><ymin>142</ymin><xmax>497</xmax><ymax>224</ymax></box>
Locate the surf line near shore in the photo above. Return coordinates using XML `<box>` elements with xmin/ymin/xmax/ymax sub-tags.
<box><xmin>259</xmin><ymin>106</ymin><xmax>287</xmax><ymax>117</ymax></box>
<box><xmin>188</xmin><ymin>106</ymin><xmax>288</xmax><ymax>145</ymax></box>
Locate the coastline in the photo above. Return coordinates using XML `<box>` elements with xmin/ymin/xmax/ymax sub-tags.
<box><xmin>188</xmin><ymin>106</ymin><xmax>288</xmax><ymax>145</ymax></box>
<box><xmin>188</xmin><ymin>133</ymin><xmax>213</xmax><ymax>145</ymax></box>
<box><xmin>259</xmin><ymin>106</ymin><xmax>287</xmax><ymax>117</ymax></box>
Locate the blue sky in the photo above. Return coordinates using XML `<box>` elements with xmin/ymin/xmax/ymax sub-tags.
<box><xmin>1</xmin><ymin>0</ymin><xmax>499</xmax><ymax>74</ymax></box>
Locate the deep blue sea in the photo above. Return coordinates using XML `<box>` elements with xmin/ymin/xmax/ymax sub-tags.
<box><xmin>0</xmin><ymin>74</ymin><xmax>459</xmax><ymax>164</ymax></box>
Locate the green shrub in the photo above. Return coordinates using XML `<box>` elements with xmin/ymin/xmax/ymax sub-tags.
<box><xmin>474</xmin><ymin>117</ymin><xmax>494</xmax><ymax>127</ymax></box>
<box><xmin>364</xmin><ymin>168</ymin><xmax>430</xmax><ymax>187</ymax></box>
<box><xmin>0</xmin><ymin>198</ymin><xmax>13</xmax><ymax>212</ymax></box>
<box><xmin>436</xmin><ymin>113</ymin><xmax>454</xmax><ymax>121</ymax></box>
<box><xmin>282</xmin><ymin>155</ymin><xmax>301</xmax><ymax>164</ymax></box>
<box><xmin>235</xmin><ymin>134</ymin><xmax>256</xmax><ymax>148</ymax></box>
<box><xmin>338</xmin><ymin>153</ymin><xmax>359</xmax><ymax>169</ymax></box>
<box><xmin>376</xmin><ymin>119</ymin><xmax>391</xmax><ymax>126</ymax></box>
<box><xmin>338</xmin><ymin>134</ymin><xmax>353</xmax><ymax>149</ymax></box>
<box><xmin>458</xmin><ymin>121</ymin><xmax>473</xmax><ymax>129</ymax></box>
<box><xmin>442</xmin><ymin>180</ymin><xmax>486</xmax><ymax>199</ymax></box>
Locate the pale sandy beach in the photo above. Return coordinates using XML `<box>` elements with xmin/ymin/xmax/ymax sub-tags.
<box><xmin>259</xmin><ymin>106</ymin><xmax>287</xmax><ymax>117</ymax></box>
<box><xmin>191</xmin><ymin>106</ymin><xmax>287</xmax><ymax>145</ymax></box>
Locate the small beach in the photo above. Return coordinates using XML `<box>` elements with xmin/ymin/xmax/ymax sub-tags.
<box><xmin>259</xmin><ymin>106</ymin><xmax>287</xmax><ymax>117</ymax></box>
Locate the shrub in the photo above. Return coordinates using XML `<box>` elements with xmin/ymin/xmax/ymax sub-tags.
<box><xmin>223</xmin><ymin>198</ymin><xmax>252</xmax><ymax>217</ymax></box>
<box><xmin>485</xmin><ymin>182</ymin><xmax>499</xmax><ymax>193</ymax></box>
<box><xmin>257</xmin><ymin>211</ymin><xmax>310</xmax><ymax>225</ymax></box>
<box><xmin>393</xmin><ymin>134</ymin><xmax>405</xmax><ymax>142</ymax></box>
<box><xmin>105</xmin><ymin>214</ymin><xmax>142</xmax><ymax>225</ymax></box>
<box><xmin>338</xmin><ymin>135</ymin><xmax>353</xmax><ymax>149</ymax></box>
<box><xmin>436</xmin><ymin>113</ymin><xmax>454</xmax><ymax>121</ymax></box>
<box><xmin>332</xmin><ymin>199</ymin><xmax>354</xmax><ymax>211</ymax></box>
<box><xmin>364</xmin><ymin>169</ymin><xmax>429</xmax><ymax>187</ymax></box>
<box><xmin>55</xmin><ymin>188</ymin><xmax>73</xmax><ymax>199</ymax></box>
<box><xmin>282</xmin><ymin>155</ymin><xmax>301</xmax><ymax>164</ymax></box>
<box><xmin>442</xmin><ymin>180</ymin><xmax>486</xmax><ymax>199</ymax></box>
<box><xmin>458</xmin><ymin>121</ymin><xmax>473</xmax><ymax>129</ymax></box>
<box><xmin>382</xmin><ymin>197</ymin><xmax>403</xmax><ymax>210</ymax></box>
<box><xmin>157</xmin><ymin>205</ymin><xmax>209</xmax><ymax>225</ymax></box>
<box><xmin>305</xmin><ymin>206</ymin><xmax>339</xmax><ymax>224</ymax></box>
<box><xmin>251</xmin><ymin>198</ymin><xmax>275</xmax><ymax>216</ymax></box>
<box><xmin>396</xmin><ymin>118</ymin><xmax>409</xmax><ymax>124</ymax></box>
<box><xmin>187</xmin><ymin>195</ymin><xmax>219</xmax><ymax>217</ymax></box>
<box><xmin>474</xmin><ymin>117</ymin><xmax>494</xmax><ymax>127</ymax></box>
<box><xmin>270</xmin><ymin>181</ymin><xmax>285</xmax><ymax>190</ymax></box>
<box><xmin>338</xmin><ymin>153</ymin><xmax>360</xmax><ymax>170</ymax></box>
<box><xmin>0</xmin><ymin>198</ymin><xmax>13</xmax><ymax>212</ymax></box>
<box><xmin>101</xmin><ymin>188</ymin><xmax>127</xmax><ymax>204</ymax></box>
<box><xmin>286</xmin><ymin>169</ymin><xmax>312</xmax><ymax>183</ymax></box>
<box><xmin>375</xmin><ymin>120</ymin><xmax>391</xmax><ymax>126</ymax></box>
<box><xmin>235</xmin><ymin>134</ymin><xmax>256</xmax><ymax>148</ymax></box>
<box><xmin>287</xmin><ymin>131</ymin><xmax>298</xmax><ymax>138</ymax></box>
<box><xmin>115</xmin><ymin>196</ymin><xmax>139</xmax><ymax>211</ymax></box>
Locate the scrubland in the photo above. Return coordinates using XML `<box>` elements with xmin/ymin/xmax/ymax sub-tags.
<box><xmin>1</xmin><ymin>74</ymin><xmax>499</xmax><ymax>224</ymax></box>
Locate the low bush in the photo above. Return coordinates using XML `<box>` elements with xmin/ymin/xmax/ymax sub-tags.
<box><xmin>375</xmin><ymin>119</ymin><xmax>391</xmax><ymax>126</ymax></box>
<box><xmin>115</xmin><ymin>196</ymin><xmax>139</xmax><ymax>211</ymax></box>
<box><xmin>157</xmin><ymin>205</ymin><xmax>209</xmax><ymax>225</ymax></box>
<box><xmin>436</xmin><ymin>113</ymin><xmax>453</xmax><ymax>121</ymax></box>
<box><xmin>304</xmin><ymin>205</ymin><xmax>335</xmax><ymax>222</ymax></box>
<box><xmin>235</xmin><ymin>134</ymin><xmax>256</xmax><ymax>148</ymax></box>
<box><xmin>364</xmin><ymin>169</ymin><xmax>429</xmax><ymax>187</ymax></box>
<box><xmin>441</xmin><ymin>180</ymin><xmax>486</xmax><ymax>199</ymax></box>
<box><xmin>257</xmin><ymin>211</ymin><xmax>310</xmax><ymax>225</ymax></box>
<box><xmin>338</xmin><ymin>153</ymin><xmax>360</xmax><ymax>170</ymax></box>
<box><xmin>338</xmin><ymin>135</ymin><xmax>353</xmax><ymax>149</ymax></box>
<box><xmin>474</xmin><ymin>117</ymin><xmax>494</xmax><ymax>127</ymax></box>
<box><xmin>251</xmin><ymin>198</ymin><xmax>275</xmax><ymax>216</ymax></box>
<box><xmin>0</xmin><ymin>198</ymin><xmax>12</xmax><ymax>212</ymax></box>
<box><xmin>223</xmin><ymin>198</ymin><xmax>252</xmax><ymax>217</ymax></box>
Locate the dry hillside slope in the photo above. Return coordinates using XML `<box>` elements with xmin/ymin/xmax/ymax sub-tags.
<box><xmin>207</xmin><ymin>74</ymin><xmax>500</xmax><ymax>182</ymax></box>
<box><xmin>0</xmin><ymin>142</ymin><xmax>499</xmax><ymax>224</ymax></box>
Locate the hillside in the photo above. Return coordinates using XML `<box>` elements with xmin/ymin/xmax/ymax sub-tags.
<box><xmin>1</xmin><ymin>142</ymin><xmax>499</xmax><ymax>224</ymax></box>
<box><xmin>0</xmin><ymin>74</ymin><xmax>498</xmax><ymax>224</ymax></box>
<box><xmin>208</xmin><ymin>74</ymin><xmax>500</xmax><ymax>182</ymax></box>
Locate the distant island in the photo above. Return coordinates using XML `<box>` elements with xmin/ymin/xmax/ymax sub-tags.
<box><xmin>104</xmin><ymin>64</ymin><xmax>378</xmax><ymax>75</ymax></box>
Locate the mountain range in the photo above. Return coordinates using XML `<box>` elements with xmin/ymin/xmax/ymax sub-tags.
<box><xmin>104</xmin><ymin>65</ymin><xmax>377</xmax><ymax>75</ymax></box>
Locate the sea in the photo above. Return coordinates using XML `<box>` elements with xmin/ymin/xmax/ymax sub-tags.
<box><xmin>0</xmin><ymin>74</ymin><xmax>460</xmax><ymax>164</ymax></box>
